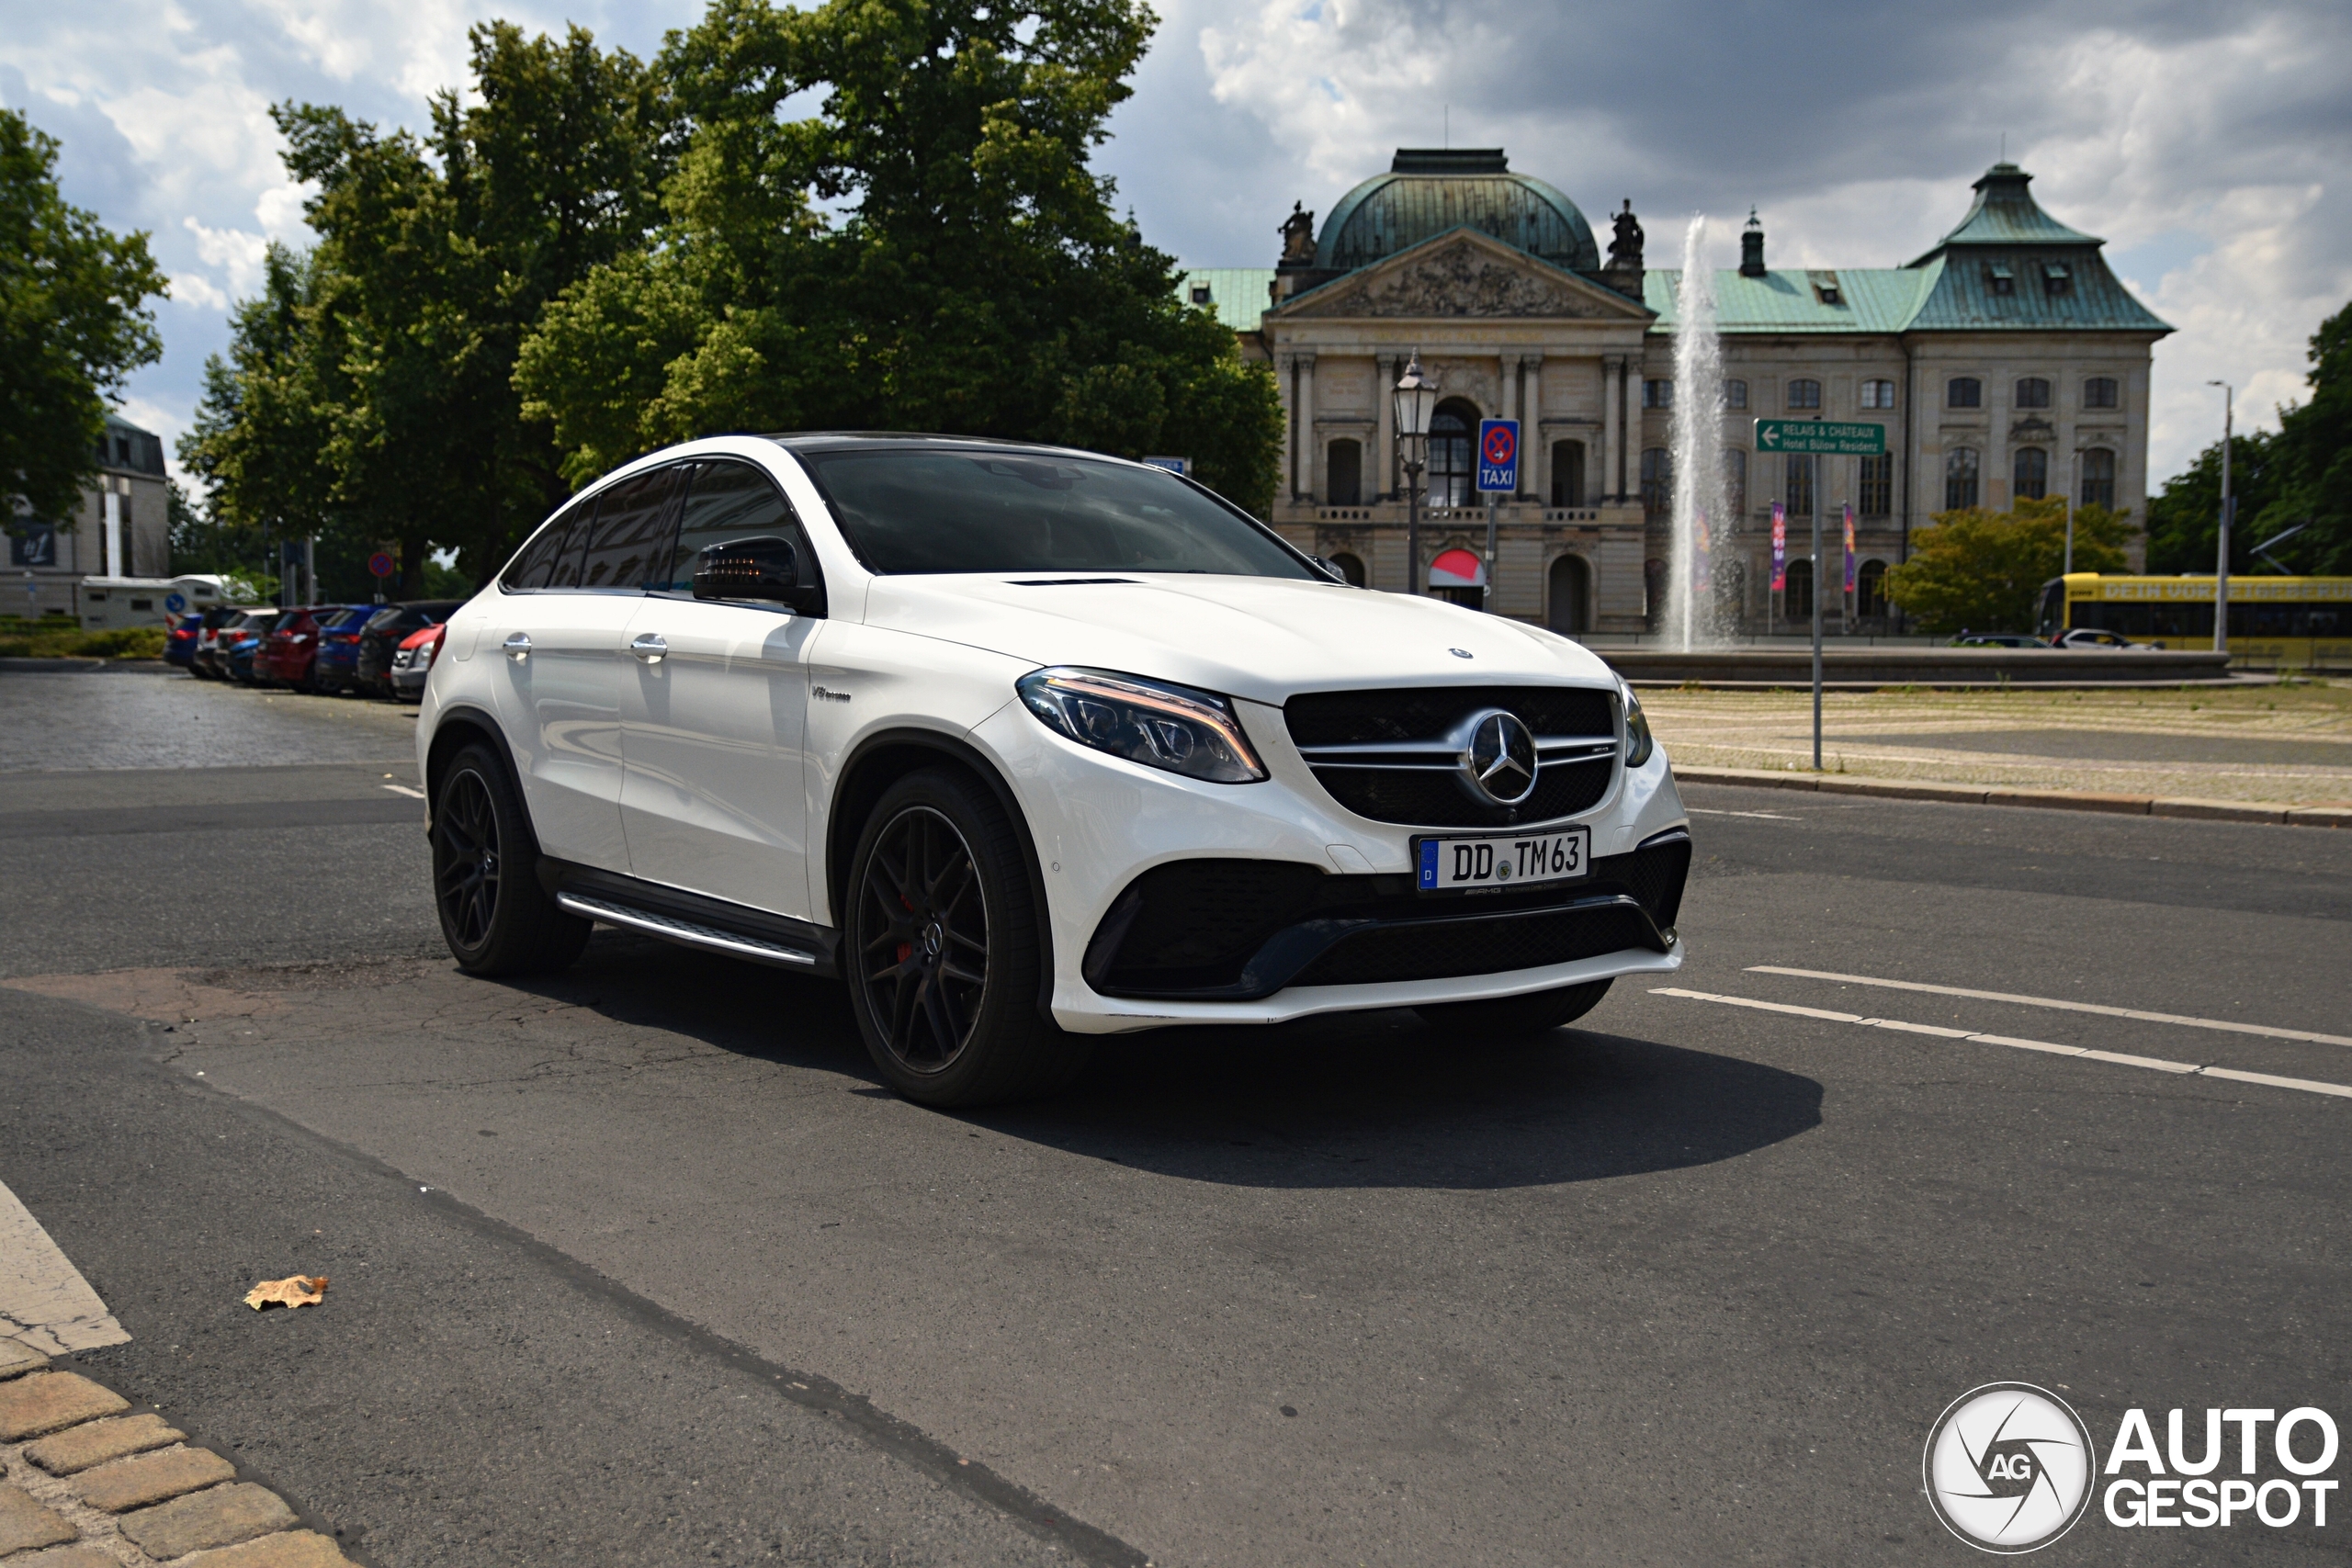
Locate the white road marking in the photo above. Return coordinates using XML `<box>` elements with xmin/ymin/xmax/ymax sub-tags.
<box><xmin>381</xmin><ymin>783</ymin><xmax>427</xmax><ymax>799</ymax></box>
<box><xmin>0</xmin><ymin>1178</ymin><xmax>130</xmax><ymax>1356</ymax></box>
<box><xmin>1686</xmin><ymin>807</ymin><xmax>1801</xmax><ymax>820</ymax></box>
<box><xmin>1651</xmin><ymin>987</ymin><xmax>2352</xmax><ymax>1100</ymax></box>
<box><xmin>1744</xmin><ymin>966</ymin><xmax>2352</xmax><ymax>1049</ymax></box>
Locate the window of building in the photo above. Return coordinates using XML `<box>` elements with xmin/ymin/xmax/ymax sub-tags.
<box><xmin>1987</xmin><ymin>263</ymin><xmax>2015</xmax><ymax>296</ymax></box>
<box><xmin>1640</xmin><ymin>447</ymin><xmax>1672</xmax><ymax>518</ymax></box>
<box><xmin>1326</xmin><ymin>439</ymin><xmax>1362</xmax><ymax>506</ymax></box>
<box><xmin>1723</xmin><ymin>379</ymin><xmax>1748</xmax><ymax>409</ymax></box>
<box><xmin>2084</xmin><ymin>376</ymin><xmax>2119</xmax><ymax>410</ymax></box>
<box><xmin>1189</xmin><ymin>283</ymin><xmax>1212</xmax><ymax>305</ymax></box>
<box><xmin>1428</xmin><ymin>402</ymin><xmax>1476</xmax><ymax>507</ymax></box>
<box><xmin>1859</xmin><ymin>453</ymin><xmax>1892</xmax><ymax>518</ymax></box>
<box><xmin>1724</xmin><ymin>448</ymin><xmax>1747</xmax><ymax>517</ymax></box>
<box><xmin>2042</xmin><ymin>262</ymin><xmax>2072</xmax><ymax>296</ymax></box>
<box><xmin>1857</xmin><ymin>559</ymin><xmax>1888</xmax><ymax>619</ymax></box>
<box><xmin>2080</xmin><ymin>447</ymin><xmax>2117</xmax><ymax>509</ymax></box>
<box><xmin>1786</xmin><ymin>378</ymin><xmax>1821</xmax><ymax>411</ymax></box>
<box><xmin>1644</xmin><ymin>378</ymin><xmax>1674</xmax><ymax>409</ymax></box>
<box><xmin>2014</xmin><ymin>446</ymin><xmax>2049</xmax><ymax>501</ymax></box>
<box><xmin>1550</xmin><ymin>441</ymin><xmax>1587</xmax><ymax>508</ymax></box>
<box><xmin>2016</xmin><ymin>378</ymin><xmax>2051</xmax><ymax>410</ymax></box>
<box><xmin>1326</xmin><ymin>551</ymin><xmax>1366</xmax><ymax>588</ymax></box>
<box><xmin>1783</xmin><ymin>557</ymin><xmax>1815</xmax><ymax>621</ymax></box>
<box><xmin>1948</xmin><ymin>377</ymin><xmax>1982</xmax><ymax>409</ymax></box>
<box><xmin>1784</xmin><ymin>453</ymin><xmax>1815</xmax><ymax>518</ymax></box>
<box><xmin>1860</xmin><ymin>379</ymin><xmax>1896</xmax><ymax>409</ymax></box>
<box><xmin>1945</xmin><ymin>448</ymin><xmax>1980</xmax><ymax>510</ymax></box>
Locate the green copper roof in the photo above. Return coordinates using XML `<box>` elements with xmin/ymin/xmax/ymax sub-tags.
<box><xmin>1177</xmin><ymin>268</ymin><xmax>1275</xmax><ymax>333</ymax></box>
<box><xmin>1646</xmin><ymin>254</ymin><xmax>2169</xmax><ymax>336</ymax></box>
<box><xmin>1908</xmin><ymin>163</ymin><xmax>2100</xmax><ymax>263</ymax></box>
<box><xmin>1314</xmin><ymin>151</ymin><xmax>1600</xmax><ymax>274</ymax></box>
<box><xmin>1645</xmin><ymin>269</ymin><xmax>1933</xmax><ymax>333</ymax></box>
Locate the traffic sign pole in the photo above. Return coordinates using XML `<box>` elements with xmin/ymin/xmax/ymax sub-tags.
<box><xmin>1475</xmin><ymin>419</ymin><xmax>1520</xmax><ymax>616</ymax></box>
<box><xmin>1812</xmin><ymin>489</ymin><xmax>1824</xmax><ymax>771</ymax></box>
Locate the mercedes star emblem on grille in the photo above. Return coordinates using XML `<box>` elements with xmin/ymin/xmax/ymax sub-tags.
<box><xmin>1461</xmin><ymin>709</ymin><xmax>1539</xmax><ymax>805</ymax></box>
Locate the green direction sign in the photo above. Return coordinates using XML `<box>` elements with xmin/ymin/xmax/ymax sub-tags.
<box><xmin>1754</xmin><ymin>419</ymin><xmax>1886</xmax><ymax>456</ymax></box>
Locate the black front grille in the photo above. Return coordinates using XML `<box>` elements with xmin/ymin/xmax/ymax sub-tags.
<box><xmin>1285</xmin><ymin>685</ymin><xmax>1614</xmax><ymax>746</ymax></box>
<box><xmin>1312</xmin><ymin>757</ymin><xmax>1612</xmax><ymax>829</ymax></box>
<box><xmin>1292</xmin><ymin>899</ymin><xmax>1661</xmax><ymax>988</ymax></box>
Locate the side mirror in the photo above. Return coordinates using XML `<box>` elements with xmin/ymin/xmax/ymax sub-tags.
<box><xmin>693</xmin><ymin>536</ymin><xmax>822</xmax><ymax>613</ymax></box>
<box><xmin>1310</xmin><ymin>556</ymin><xmax>1354</xmax><ymax>586</ymax></box>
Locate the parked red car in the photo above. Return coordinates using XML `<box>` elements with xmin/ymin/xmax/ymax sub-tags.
<box><xmin>251</xmin><ymin>607</ymin><xmax>328</xmax><ymax>687</ymax></box>
<box><xmin>389</xmin><ymin>622</ymin><xmax>447</xmax><ymax>703</ymax></box>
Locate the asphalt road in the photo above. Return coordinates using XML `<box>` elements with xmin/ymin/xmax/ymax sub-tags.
<box><xmin>3</xmin><ymin>667</ymin><xmax>2346</xmax><ymax>1565</ymax></box>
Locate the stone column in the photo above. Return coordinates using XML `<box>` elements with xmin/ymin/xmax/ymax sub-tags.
<box><xmin>1296</xmin><ymin>351</ymin><xmax>1318</xmax><ymax>503</ymax></box>
<box><xmin>1523</xmin><ymin>354</ymin><xmax>1544</xmax><ymax>502</ymax></box>
<box><xmin>1276</xmin><ymin>353</ymin><xmax>1297</xmax><ymax>501</ymax></box>
<box><xmin>1601</xmin><ymin>355</ymin><xmax>1624</xmax><ymax>502</ymax></box>
<box><xmin>1375</xmin><ymin>353</ymin><xmax>1397</xmax><ymax>501</ymax></box>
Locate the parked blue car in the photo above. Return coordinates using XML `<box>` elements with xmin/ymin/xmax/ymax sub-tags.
<box><xmin>164</xmin><ymin>612</ymin><xmax>203</xmax><ymax>670</ymax></box>
<box><xmin>307</xmin><ymin>604</ymin><xmax>383</xmax><ymax>694</ymax></box>
<box><xmin>222</xmin><ymin>610</ymin><xmax>283</xmax><ymax>683</ymax></box>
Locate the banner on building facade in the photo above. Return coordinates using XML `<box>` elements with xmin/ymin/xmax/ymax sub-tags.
<box><xmin>1770</xmin><ymin>503</ymin><xmax>1787</xmax><ymax>592</ymax></box>
<box><xmin>1843</xmin><ymin>503</ymin><xmax>1857</xmax><ymax>594</ymax></box>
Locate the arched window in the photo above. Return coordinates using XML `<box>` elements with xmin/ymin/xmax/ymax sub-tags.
<box><xmin>1724</xmin><ymin>448</ymin><xmax>1747</xmax><ymax>517</ymax></box>
<box><xmin>1640</xmin><ymin>447</ymin><xmax>1672</xmax><ymax>517</ymax></box>
<box><xmin>1550</xmin><ymin>441</ymin><xmax>1586</xmax><ymax>508</ymax></box>
<box><xmin>1948</xmin><ymin>378</ymin><xmax>1982</xmax><ymax>409</ymax></box>
<box><xmin>1860</xmin><ymin>378</ymin><xmax>1896</xmax><ymax>409</ymax></box>
<box><xmin>1945</xmin><ymin>448</ymin><xmax>1980</xmax><ymax>510</ymax></box>
<box><xmin>2080</xmin><ymin>448</ymin><xmax>2116</xmax><ymax>509</ymax></box>
<box><xmin>1326</xmin><ymin>439</ymin><xmax>1362</xmax><ymax>506</ymax></box>
<box><xmin>1428</xmin><ymin>401</ymin><xmax>1476</xmax><ymax>507</ymax></box>
<box><xmin>1857</xmin><ymin>559</ymin><xmax>1888</xmax><ymax>619</ymax></box>
<box><xmin>1784</xmin><ymin>453</ymin><xmax>1815</xmax><ymax>518</ymax></box>
<box><xmin>1326</xmin><ymin>551</ymin><xmax>1366</xmax><ymax>587</ymax></box>
<box><xmin>1783</xmin><ymin>557</ymin><xmax>1815</xmax><ymax>622</ymax></box>
<box><xmin>1547</xmin><ymin>555</ymin><xmax>1589</xmax><ymax>634</ymax></box>
<box><xmin>2015</xmin><ymin>378</ymin><xmax>2051</xmax><ymax>410</ymax></box>
<box><xmin>2014</xmin><ymin>446</ymin><xmax>2049</xmax><ymax>501</ymax></box>
<box><xmin>1428</xmin><ymin>544</ymin><xmax>1484</xmax><ymax>607</ymax></box>
<box><xmin>2084</xmin><ymin>377</ymin><xmax>2119</xmax><ymax>410</ymax></box>
<box><xmin>1859</xmin><ymin>454</ymin><xmax>1892</xmax><ymax>517</ymax></box>
<box><xmin>1786</xmin><ymin>378</ymin><xmax>1821</xmax><ymax>411</ymax></box>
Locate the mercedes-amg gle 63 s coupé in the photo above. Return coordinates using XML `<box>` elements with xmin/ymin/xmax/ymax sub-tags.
<box><xmin>417</xmin><ymin>434</ymin><xmax>1690</xmax><ymax>1105</ymax></box>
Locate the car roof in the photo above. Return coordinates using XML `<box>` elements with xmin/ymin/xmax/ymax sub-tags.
<box><xmin>762</xmin><ymin>431</ymin><xmax>1129</xmax><ymax>465</ymax></box>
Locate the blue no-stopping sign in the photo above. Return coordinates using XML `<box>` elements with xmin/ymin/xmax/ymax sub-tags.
<box><xmin>1476</xmin><ymin>419</ymin><xmax>1519</xmax><ymax>493</ymax></box>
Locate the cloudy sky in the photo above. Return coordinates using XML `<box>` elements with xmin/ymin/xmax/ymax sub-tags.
<box><xmin>6</xmin><ymin>0</ymin><xmax>2346</xmax><ymax>490</ymax></box>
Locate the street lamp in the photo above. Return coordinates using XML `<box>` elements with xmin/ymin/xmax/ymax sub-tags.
<box><xmin>2208</xmin><ymin>379</ymin><xmax>2233</xmax><ymax>658</ymax></box>
<box><xmin>1393</xmin><ymin>354</ymin><xmax>1438</xmax><ymax>595</ymax></box>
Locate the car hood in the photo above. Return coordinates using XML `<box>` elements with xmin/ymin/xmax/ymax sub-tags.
<box><xmin>858</xmin><ymin>573</ymin><xmax>1617</xmax><ymax>705</ymax></box>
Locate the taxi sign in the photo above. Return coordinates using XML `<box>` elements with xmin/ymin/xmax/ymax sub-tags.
<box><xmin>1476</xmin><ymin>418</ymin><xmax>1519</xmax><ymax>493</ymax></box>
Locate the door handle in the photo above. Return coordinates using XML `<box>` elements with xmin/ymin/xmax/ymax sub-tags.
<box><xmin>502</xmin><ymin>632</ymin><xmax>531</xmax><ymax>661</ymax></box>
<box><xmin>629</xmin><ymin>632</ymin><xmax>668</xmax><ymax>665</ymax></box>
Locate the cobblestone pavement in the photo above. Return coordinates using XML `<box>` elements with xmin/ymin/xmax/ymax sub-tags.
<box><xmin>1</xmin><ymin>1342</ymin><xmax>351</xmax><ymax>1565</ymax></box>
<box><xmin>1645</xmin><ymin>680</ymin><xmax>2352</xmax><ymax>803</ymax></box>
<box><xmin>0</xmin><ymin>671</ymin><xmax>416</xmax><ymax>773</ymax></box>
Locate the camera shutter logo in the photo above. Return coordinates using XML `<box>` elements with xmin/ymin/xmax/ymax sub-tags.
<box><xmin>1923</xmin><ymin>1383</ymin><xmax>2094</xmax><ymax>1553</ymax></box>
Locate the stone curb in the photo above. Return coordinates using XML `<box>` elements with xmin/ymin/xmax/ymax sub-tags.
<box><xmin>0</xmin><ymin>1350</ymin><xmax>356</xmax><ymax>1566</ymax></box>
<box><xmin>1673</xmin><ymin>766</ymin><xmax>2350</xmax><ymax>827</ymax></box>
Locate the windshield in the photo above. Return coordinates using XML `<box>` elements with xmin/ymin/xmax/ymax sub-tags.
<box><xmin>796</xmin><ymin>448</ymin><xmax>1317</xmax><ymax>579</ymax></box>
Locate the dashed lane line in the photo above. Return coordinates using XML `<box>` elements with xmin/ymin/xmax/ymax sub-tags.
<box><xmin>1686</xmin><ymin>807</ymin><xmax>1802</xmax><ymax>820</ymax></box>
<box><xmin>0</xmin><ymin>1178</ymin><xmax>130</xmax><ymax>1357</ymax></box>
<box><xmin>381</xmin><ymin>783</ymin><xmax>427</xmax><ymax>799</ymax></box>
<box><xmin>1743</xmin><ymin>965</ymin><xmax>2352</xmax><ymax>1049</ymax></box>
<box><xmin>1650</xmin><ymin>987</ymin><xmax>2352</xmax><ymax>1102</ymax></box>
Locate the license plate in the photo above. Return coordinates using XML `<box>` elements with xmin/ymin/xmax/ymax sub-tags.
<box><xmin>1416</xmin><ymin>828</ymin><xmax>1591</xmax><ymax>892</ymax></box>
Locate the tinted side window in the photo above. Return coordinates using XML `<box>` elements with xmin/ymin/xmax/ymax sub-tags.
<box><xmin>502</xmin><ymin>495</ymin><xmax>596</xmax><ymax>590</ymax></box>
<box><xmin>658</xmin><ymin>462</ymin><xmax>814</xmax><ymax>597</ymax></box>
<box><xmin>581</xmin><ymin>468</ymin><xmax>686</xmax><ymax>592</ymax></box>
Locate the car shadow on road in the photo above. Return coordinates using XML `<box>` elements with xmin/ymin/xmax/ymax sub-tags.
<box><xmin>538</xmin><ymin>933</ymin><xmax>1823</xmax><ymax>1192</ymax></box>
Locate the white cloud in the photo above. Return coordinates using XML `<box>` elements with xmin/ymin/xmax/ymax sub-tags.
<box><xmin>168</xmin><ymin>271</ymin><xmax>229</xmax><ymax>310</ymax></box>
<box><xmin>184</xmin><ymin>216</ymin><xmax>270</xmax><ymax>299</ymax></box>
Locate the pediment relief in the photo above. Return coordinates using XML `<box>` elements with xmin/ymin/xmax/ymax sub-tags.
<box><xmin>1281</xmin><ymin>234</ymin><xmax>1643</xmax><ymax>321</ymax></box>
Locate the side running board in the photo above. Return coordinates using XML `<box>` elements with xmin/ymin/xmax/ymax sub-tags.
<box><xmin>547</xmin><ymin>868</ymin><xmax>840</xmax><ymax>976</ymax></box>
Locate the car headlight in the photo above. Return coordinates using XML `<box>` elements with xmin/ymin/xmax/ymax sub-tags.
<box><xmin>1017</xmin><ymin>667</ymin><xmax>1267</xmax><ymax>784</ymax></box>
<box><xmin>1622</xmin><ymin>682</ymin><xmax>1656</xmax><ymax>768</ymax></box>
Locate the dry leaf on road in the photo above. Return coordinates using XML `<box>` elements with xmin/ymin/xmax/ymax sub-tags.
<box><xmin>243</xmin><ymin>1275</ymin><xmax>328</xmax><ymax>1311</ymax></box>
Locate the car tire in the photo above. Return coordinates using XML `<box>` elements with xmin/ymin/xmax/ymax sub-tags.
<box><xmin>1413</xmin><ymin>977</ymin><xmax>1613</xmax><ymax>1036</ymax></box>
<box><xmin>843</xmin><ymin>767</ymin><xmax>1090</xmax><ymax>1108</ymax></box>
<box><xmin>431</xmin><ymin>742</ymin><xmax>590</xmax><ymax>976</ymax></box>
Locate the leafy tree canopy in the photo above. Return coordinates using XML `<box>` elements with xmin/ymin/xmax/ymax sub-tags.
<box><xmin>0</xmin><ymin>108</ymin><xmax>166</xmax><ymax>524</ymax></box>
<box><xmin>1885</xmin><ymin>497</ymin><xmax>2132</xmax><ymax>635</ymax></box>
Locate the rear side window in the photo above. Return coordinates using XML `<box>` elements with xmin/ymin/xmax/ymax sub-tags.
<box><xmin>657</xmin><ymin>462</ymin><xmax>814</xmax><ymax>596</ymax></box>
<box><xmin>502</xmin><ymin>495</ymin><xmax>596</xmax><ymax>591</ymax></box>
<box><xmin>580</xmin><ymin>468</ymin><xmax>685</xmax><ymax>592</ymax></box>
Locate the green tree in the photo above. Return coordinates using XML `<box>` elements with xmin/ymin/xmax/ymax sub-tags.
<box><xmin>1885</xmin><ymin>496</ymin><xmax>2133</xmax><ymax>634</ymax></box>
<box><xmin>0</xmin><ymin>108</ymin><xmax>167</xmax><ymax>525</ymax></box>
<box><xmin>517</xmin><ymin>0</ymin><xmax>1282</xmax><ymax>513</ymax></box>
<box><xmin>2253</xmin><ymin>299</ymin><xmax>2352</xmax><ymax>574</ymax></box>
<box><xmin>2145</xmin><ymin>425</ymin><xmax>2281</xmax><ymax>575</ymax></box>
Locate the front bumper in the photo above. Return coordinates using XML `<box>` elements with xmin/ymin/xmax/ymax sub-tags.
<box><xmin>969</xmin><ymin>693</ymin><xmax>1689</xmax><ymax>1035</ymax></box>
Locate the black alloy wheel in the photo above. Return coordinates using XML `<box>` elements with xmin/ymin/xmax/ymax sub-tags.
<box><xmin>854</xmin><ymin>805</ymin><xmax>991</xmax><ymax>1075</ymax></box>
<box><xmin>430</xmin><ymin>743</ymin><xmax>589</xmax><ymax>976</ymax></box>
<box><xmin>844</xmin><ymin>769</ymin><xmax>1091</xmax><ymax>1107</ymax></box>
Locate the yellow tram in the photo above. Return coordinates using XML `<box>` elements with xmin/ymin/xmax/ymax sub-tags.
<box><xmin>2035</xmin><ymin>574</ymin><xmax>2352</xmax><ymax>670</ymax></box>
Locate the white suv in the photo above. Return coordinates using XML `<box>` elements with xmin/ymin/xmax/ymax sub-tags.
<box><xmin>418</xmin><ymin>434</ymin><xmax>1690</xmax><ymax>1104</ymax></box>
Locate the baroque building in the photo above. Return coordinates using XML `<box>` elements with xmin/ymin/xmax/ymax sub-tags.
<box><xmin>1181</xmin><ymin>152</ymin><xmax>2169</xmax><ymax>634</ymax></box>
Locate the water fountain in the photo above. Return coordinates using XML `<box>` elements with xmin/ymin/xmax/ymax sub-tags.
<box><xmin>1665</xmin><ymin>216</ymin><xmax>1726</xmax><ymax>651</ymax></box>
